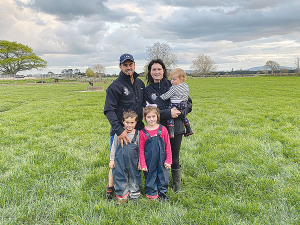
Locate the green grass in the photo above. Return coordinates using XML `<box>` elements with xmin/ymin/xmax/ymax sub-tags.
<box><xmin>0</xmin><ymin>77</ymin><xmax>116</xmax><ymax>85</ymax></box>
<box><xmin>0</xmin><ymin>77</ymin><xmax>299</xmax><ymax>224</ymax></box>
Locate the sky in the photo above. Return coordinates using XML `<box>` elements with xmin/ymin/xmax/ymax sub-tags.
<box><xmin>1</xmin><ymin>0</ymin><xmax>300</xmax><ymax>75</ymax></box>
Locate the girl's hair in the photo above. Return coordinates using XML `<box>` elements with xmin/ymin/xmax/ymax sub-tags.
<box><xmin>170</xmin><ymin>68</ymin><xmax>186</xmax><ymax>82</ymax></box>
<box><xmin>144</xmin><ymin>106</ymin><xmax>160</xmax><ymax>124</ymax></box>
<box><xmin>123</xmin><ymin>109</ymin><xmax>138</xmax><ymax>121</ymax></box>
<box><xmin>146</xmin><ymin>59</ymin><xmax>168</xmax><ymax>85</ymax></box>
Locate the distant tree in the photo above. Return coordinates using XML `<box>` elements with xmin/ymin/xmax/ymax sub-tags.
<box><xmin>47</xmin><ymin>71</ymin><xmax>54</xmax><ymax>78</ymax></box>
<box><xmin>146</xmin><ymin>42</ymin><xmax>178</xmax><ymax>70</ymax></box>
<box><xmin>85</xmin><ymin>68</ymin><xmax>94</xmax><ymax>77</ymax></box>
<box><xmin>190</xmin><ymin>54</ymin><xmax>217</xmax><ymax>77</ymax></box>
<box><xmin>295</xmin><ymin>57</ymin><xmax>300</xmax><ymax>73</ymax></box>
<box><xmin>0</xmin><ymin>40</ymin><xmax>47</xmax><ymax>75</ymax></box>
<box><xmin>264</xmin><ymin>60</ymin><xmax>280</xmax><ymax>75</ymax></box>
<box><xmin>92</xmin><ymin>63</ymin><xmax>106</xmax><ymax>81</ymax></box>
<box><xmin>74</xmin><ymin>69</ymin><xmax>80</xmax><ymax>76</ymax></box>
<box><xmin>61</xmin><ymin>69</ymin><xmax>73</xmax><ymax>77</ymax></box>
<box><xmin>280</xmin><ymin>68</ymin><xmax>289</xmax><ymax>74</ymax></box>
<box><xmin>143</xmin><ymin>65</ymin><xmax>148</xmax><ymax>77</ymax></box>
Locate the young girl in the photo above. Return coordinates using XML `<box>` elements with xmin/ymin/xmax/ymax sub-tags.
<box><xmin>139</xmin><ymin>106</ymin><xmax>172</xmax><ymax>201</ymax></box>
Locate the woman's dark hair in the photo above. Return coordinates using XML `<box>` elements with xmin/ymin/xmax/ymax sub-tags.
<box><xmin>146</xmin><ymin>59</ymin><xmax>168</xmax><ymax>85</ymax></box>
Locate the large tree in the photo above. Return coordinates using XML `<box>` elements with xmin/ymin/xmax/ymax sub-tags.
<box><xmin>0</xmin><ymin>40</ymin><xmax>47</xmax><ymax>75</ymax></box>
<box><xmin>190</xmin><ymin>54</ymin><xmax>217</xmax><ymax>77</ymax></box>
<box><xmin>146</xmin><ymin>42</ymin><xmax>178</xmax><ymax>69</ymax></box>
<box><xmin>92</xmin><ymin>63</ymin><xmax>106</xmax><ymax>81</ymax></box>
<box><xmin>264</xmin><ymin>60</ymin><xmax>280</xmax><ymax>75</ymax></box>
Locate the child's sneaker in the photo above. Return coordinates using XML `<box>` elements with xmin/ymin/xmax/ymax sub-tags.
<box><xmin>116</xmin><ymin>193</ymin><xmax>129</xmax><ymax>205</ymax></box>
<box><xmin>146</xmin><ymin>195</ymin><xmax>159</xmax><ymax>201</ymax></box>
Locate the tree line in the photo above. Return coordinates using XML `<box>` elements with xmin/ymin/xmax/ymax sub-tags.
<box><xmin>1</xmin><ymin>40</ymin><xmax>299</xmax><ymax>77</ymax></box>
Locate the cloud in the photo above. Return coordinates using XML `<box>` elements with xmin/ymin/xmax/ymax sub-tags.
<box><xmin>158</xmin><ymin>0</ymin><xmax>291</xmax><ymax>10</ymax></box>
<box><xmin>15</xmin><ymin>0</ymin><xmax>132</xmax><ymax>21</ymax></box>
<box><xmin>138</xmin><ymin>2</ymin><xmax>300</xmax><ymax>42</ymax></box>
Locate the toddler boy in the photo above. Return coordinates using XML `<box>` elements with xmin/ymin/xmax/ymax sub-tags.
<box><xmin>160</xmin><ymin>68</ymin><xmax>193</xmax><ymax>137</ymax></box>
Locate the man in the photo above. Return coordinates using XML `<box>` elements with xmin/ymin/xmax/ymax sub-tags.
<box><xmin>104</xmin><ymin>53</ymin><xmax>145</xmax><ymax>200</ymax></box>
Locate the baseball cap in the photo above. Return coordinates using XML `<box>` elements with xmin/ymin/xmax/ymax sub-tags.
<box><xmin>120</xmin><ymin>53</ymin><xmax>134</xmax><ymax>64</ymax></box>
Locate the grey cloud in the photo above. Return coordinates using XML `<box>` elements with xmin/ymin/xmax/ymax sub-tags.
<box><xmin>31</xmin><ymin>18</ymin><xmax>46</xmax><ymax>26</ymax></box>
<box><xmin>16</xmin><ymin>0</ymin><xmax>132</xmax><ymax>21</ymax></box>
<box><xmin>158</xmin><ymin>0</ymin><xmax>229</xmax><ymax>8</ymax></box>
<box><xmin>140</xmin><ymin>2</ymin><xmax>300</xmax><ymax>42</ymax></box>
<box><xmin>158</xmin><ymin>0</ymin><xmax>291</xmax><ymax>9</ymax></box>
<box><xmin>53</xmin><ymin>26</ymin><xmax>105</xmax><ymax>54</ymax></box>
<box><xmin>34</xmin><ymin>17</ymin><xmax>108</xmax><ymax>55</ymax></box>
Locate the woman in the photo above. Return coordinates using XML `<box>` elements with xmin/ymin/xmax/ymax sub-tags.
<box><xmin>144</xmin><ymin>59</ymin><xmax>192</xmax><ymax>192</ymax></box>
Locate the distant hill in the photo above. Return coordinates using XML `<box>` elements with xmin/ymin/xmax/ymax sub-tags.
<box><xmin>246</xmin><ymin>66</ymin><xmax>293</xmax><ymax>71</ymax></box>
<box><xmin>184</xmin><ymin>66</ymin><xmax>294</xmax><ymax>74</ymax></box>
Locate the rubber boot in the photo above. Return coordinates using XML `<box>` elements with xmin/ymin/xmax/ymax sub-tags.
<box><xmin>168</xmin><ymin>125</ymin><xmax>174</xmax><ymax>138</ymax></box>
<box><xmin>172</xmin><ymin>168</ymin><xmax>181</xmax><ymax>193</ymax></box>
<box><xmin>106</xmin><ymin>185</ymin><xmax>114</xmax><ymax>201</ymax></box>
<box><xmin>184</xmin><ymin>123</ymin><xmax>193</xmax><ymax>137</ymax></box>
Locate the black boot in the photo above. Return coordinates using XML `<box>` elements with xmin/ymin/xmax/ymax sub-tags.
<box><xmin>106</xmin><ymin>185</ymin><xmax>114</xmax><ymax>201</ymax></box>
<box><xmin>172</xmin><ymin>168</ymin><xmax>181</xmax><ymax>193</ymax></box>
<box><xmin>167</xmin><ymin>125</ymin><xmax>174</xmax><ymax>138</ymax></box>
<box><xmin>184</xmin><ymin>123</ymin><xmax>193</xmax><ymax>137</ymax></box>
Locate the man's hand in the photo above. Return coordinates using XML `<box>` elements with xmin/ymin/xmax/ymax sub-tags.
<box><xmin>118</xmin><ymin>130</ymin><xmax>131</xmax><ymax>147</ymax></box>
<box><xmin>109</xmin><ymin>160</ymin><xmax>115</xmax><ymax>169</ymax></box>
<box><xmin>171</xmin><ymin>107</ymin><xmax>181</xmax><ymax>118</ymax></box>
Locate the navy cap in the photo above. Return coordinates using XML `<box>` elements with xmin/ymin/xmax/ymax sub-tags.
<box><xmin>120</xmin><ymin>53</ymin><xmax>134</xmax><ymax>64</ymax></box>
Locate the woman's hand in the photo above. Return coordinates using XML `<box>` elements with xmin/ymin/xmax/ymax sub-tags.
<box><xmin>171</xmin><ymin>107</ymin><xmax>181</xmax><ymax>118</ymax></box>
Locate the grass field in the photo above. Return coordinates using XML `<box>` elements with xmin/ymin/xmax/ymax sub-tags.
<box><xmin>0</xmin><ymin>77</ymin><xmax>299</xmax><ymax>224</ymax></box>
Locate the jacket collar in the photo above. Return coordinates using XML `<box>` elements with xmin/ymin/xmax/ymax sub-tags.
<box><xmin>151</xmin><ymin>78</ymin><xmax>168</xmax><ymax>89</ymax></box>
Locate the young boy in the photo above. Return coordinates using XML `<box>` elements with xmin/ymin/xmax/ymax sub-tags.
<box><xmin>109</xmin><ymin>110</ymin><xmax>141</xmax><ymax>203</ymax></box>
<box><xmin>160</xmin><ymin>68</ymin><xmax>193</xmax><ymax>138</ymax></box>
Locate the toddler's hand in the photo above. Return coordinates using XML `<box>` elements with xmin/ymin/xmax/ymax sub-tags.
<box><xmin>164</xmin><ymin>163</ymin><xmax>171</xmax><ymax>169</ymax></box>
<box><xmin>109</xmin><ymin>160</ymin><xmax>115</xmax><ymax>169</ymax></box>
<box><xmin>138</xmin><ymin>164</ymin><xmax>141</xmax><ymax>170</ymax></box>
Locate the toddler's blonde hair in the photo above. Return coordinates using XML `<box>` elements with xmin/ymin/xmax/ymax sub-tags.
<box><xmin>170</xmin><ymin>68</ymin><xmax>186</xmax><ymax>82</ymax></box>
